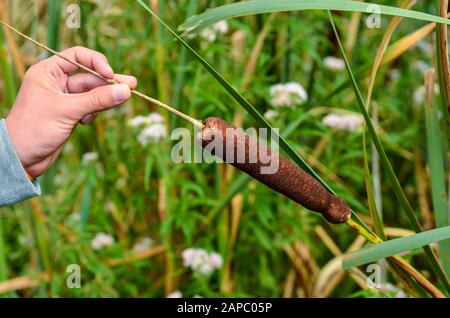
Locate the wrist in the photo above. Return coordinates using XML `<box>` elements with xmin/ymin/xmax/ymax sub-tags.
<box><xmin>5</xmin><ymin>116</ymin><xmax>33</xmax><ymax>178</ymax></box>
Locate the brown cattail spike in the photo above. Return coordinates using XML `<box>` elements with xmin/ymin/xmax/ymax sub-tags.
<box><xmin>199</xmin><ymin>117</ymin><xmax>351</xmax><ymax>224</ymax></box>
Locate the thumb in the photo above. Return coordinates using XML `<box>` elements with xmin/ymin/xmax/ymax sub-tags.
<box><xmin>72</xmin><ymin>83</ymin><xmax>131</xmax><ymax>117</ymax></box>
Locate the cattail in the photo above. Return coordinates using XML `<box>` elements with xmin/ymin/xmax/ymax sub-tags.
<box><xmin>198</xmin><ymin>117</ymin><xmax>351</xmax><ymax>224</ymax></box>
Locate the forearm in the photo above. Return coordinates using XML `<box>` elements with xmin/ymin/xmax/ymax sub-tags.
<box><xmin>0</xmin><ymin>119</ymin><xmax>40</xmax><ymax>207</ymax></box>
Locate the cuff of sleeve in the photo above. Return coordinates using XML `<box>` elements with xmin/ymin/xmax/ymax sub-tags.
<box><xmin>0</xmin><ymin>119</ymin><xmax>41</xmax><ymax>207</ymax></box>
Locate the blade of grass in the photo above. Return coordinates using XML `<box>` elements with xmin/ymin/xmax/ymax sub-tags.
<box><xmin>0</xmin><ymin>214</ymin><xmax>7</xmax><ymax>282</ymax></box>
<box><xmin>343</xmin><ymin>226</ymin><xmax>450</xmax><ymax>269</ymax></box>
<box><xmin>316</xmin><ymin>225</ymin><xmax>429</xmax><ymax>297</ymax></box>
<box><xmin>46</xmin><ymin>0</ymin><xmax>61</xmax><ymax>53</ymax></box>
<box><xmin>0</xmin><ymin>1</ymin><xmax>25</xmax><ymax>79</ymax></box>
<box><xmin>327</xmin><ymin>11</ymin><xmax>450</xmax><ymax>293</ymax></box>
<box><xmin>0</xmin><ymin>214</ymin><xmax>17</xmax><ymax>297</ymax></box>
<box><xmin>30</xmin><ymin>199</ymin><xmax>53</xmax><ymax>286</ymax></box>
<box><xmin>80</xmin><ymin>169</ymin><xmax>95</xmax><ymax>231</ymax></box>
<box><xmin>180</xmin><ymin>0</ymin><xmax>450</xmax><ymax>33</ymax></box>
<box><xmin>363</xmin><ymin>135</ymin><xmax>385</xmax><ymax>240</ymax></box>
<box><xmin>424</xmin><ymin>69</ymin><xmax>450</xmax><ymax>278</ymax></box>
<box><xmin>435</xmin><ymin>3</ymin><xmax>450</xmax><ymax>268</ymax></box>
<box><xmin>436</xmin><ymin>0</ymin><xmax>450</xmax><ymax>140</ymax></box>
<box><xmin>171</xmin><ymin>0</ymin><xmax>199</xmax><ymax>130</ymax></box>
<box><xmin>0</xmin><ymin>25</ymin><xmax>17</xmax><ymax>107</ymax></box>
<box><xmin>366</xmin><ymin>0</ymin><xmax>416</xmax><ymax>108</ymax></box>
<box><xmin>152</xmin><ymin>0</ymin><xmax>170</xmax><ymax>107</ymax></box>
<box><xmin>344</xmin><ymin>10</ymin><xmax>362</xmax><ymax>61</ymax></box>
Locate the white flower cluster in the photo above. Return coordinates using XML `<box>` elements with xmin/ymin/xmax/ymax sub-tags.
<box><xmin>18</xmin><ymin>234</ymin><xmax>30</xmax><ymax>247</ymax></box>
<box><xmin>182</xmin><ymin>248</ymin><xmax>223</xmax><ymax>276</ymax></box>
<box><xmin>324</xmin><ymin>56</ymin><xmax>345</xmax><ymax>71</ymax></box>
<box><xmin>128</xmin><ymin>113</ymin><xmax>167</xmax><ymax>146</ymax></box>
<box><xmin>388</xmin><ymin>69</ymin><xmax>401</xmax><ymax>81</ymax></box>
<box><xmin>379</xmin><ymin>283</ymin><xmax>407</xmax><ymax>298</ymax></box>
<box><xmin>269</xmin><ymin>82</ymin><xmax>308</xmax><ymax>108</ymax></box>
<box><xmin>415</xmin><ymin>41</ymin><xmax>433</xmax><ymax>56</ymax></box>
<box><xmin>132</xmin><ymin>237</ymin><xmax>154</xmax><ymax>252</ymax></box>
<box><xmin>264</xmin><ymin>110</ymin><xmax>279</xmax><ymax>121</ymax></box>
<box><xmin>91</xmin><ymin>232</ymin><xmax>115</xmax><ymax>250</ymax></box>
<box><xmin>322</xmin><ymin>113</ymin><xmax>364</xmax><ymax>131</ymax></box>
<box><xmin>200</xmin><ymin>20</ymin><xmax>229</xmax><ymax>42</ymax></box>
<box><xmin>413</xmin><ymin>84</ymin><xmax>440</xmax><ymax>104</ymax></box>
<box><xmin>82</xmin><ymin>152</ymin><xmax>98</xmax><ymax>165</ymax></box>
<box><xmin>231</xmin><ymin>30</ymin><xmax>246</xmax><ymax>63</ymax></box>
<box><xmin>167</xmin><ymin>291</ymin><xmax>183</xmax><ymax>298</ymax></box>
<box><xmin>413</xmin><ymin>60</ymin><xmax>430</xmax><ymax>74</ymax></box>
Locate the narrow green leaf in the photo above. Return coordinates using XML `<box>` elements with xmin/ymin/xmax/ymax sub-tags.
<box><xmin>435</xmin><ymin>0</ymin><xmax>450</xmax><ymax>153</ymax></box>
<box><xmin>171</xmin><ymin>0</ymin><xmax>199</xmax><ymax>130</ymax></box>
<box><xmin>144</xmin><ymin>155</ymin><xmax>154</xmax><ymax>191</ymax></box>
<box><xmin>180</xmin><ymin>0</ymin><xmax>450</xmax><ymax>33</ymax></box>
<box><xmin>47</xmin><ymin>0</ymin><xmax>62</xmax><ymax>53</ymax></box>
<box><xmin>32</xmin><ymin>209</ymin><xmax>53</xmax><ymax>275</ymax></box>
<box><xmin>80</xmin><ymin>170</ymin><xmax>94</xmax><ymax>230</ymax></box>
<box><xmin>363</xmin><ymin>133</ymin><xmax>385</xmax><ymax>240</ymax></box>
<box><xmin>424</xmin><ymin>77</ymin><xmax>450</xmax><ymax>277</ymax></box>
<box><xmin>343</xmin><ymin>226</ymin><xmax>450</xmax><ymax>269</ymax></box>
<box><xmin>0</xmin><ymin>27</ymin><xmax>17</xmax><ymax>107</ymax></box>
<box><xmin>0</xmin><ymin>214</ymin><xmax>8</xmax><ymax>281</ymax></box>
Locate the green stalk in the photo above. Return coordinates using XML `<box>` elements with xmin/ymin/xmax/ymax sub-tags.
<box><xmin>434</xmin><ymin>1</ymin><xmax>450</xmax><ymax>277</ymax></box>
<box><xmin>0</xmin><ymin>214</ymin><xmax>8</xmax><ymax>282</ymax></box>
<box><xmin>424</xmin><ymin>70</ymin><xmax>450</xmax><ymax>278</ymax></box>
<box><xmin>47</xmin><ymin>0</ymin><xmax>62</xmax><ymax>53</ymax></box>
<box><xmin>363</xmin><ymin>132</ymin><xmax>386</xmax><ymax>240</ymax></box>
<box><xmin>80</xmin><ymin>169</ymin><xmax>95</xmax><ymax>232</ymax></box>
<box><xmin>280</xmin><ymin>24</ymin><xmax>291</xmax><ymax>83</ymax></box>
<box><xmin>327</xmin><ymin>11</ymin><xmax>450</xmax><ymax>294</ymax></box>
<box><xmin>0</xmin><ymin>213</ymin><xmax>15</xmax><ymax>297</ymax></box>
<box><xmin>157</xmin><ymin>149</ymin><xmax>176</xmax><ymax>295</ymax></box>
<box><xmin>435</xmin><ymin>0</ymin><xmax>450</xmax><ymax>146</ymax></box>
<box><xmin>154</xmin><ymin>0</ymin><xmax>169</xmax><ymax>103</ymax></box>
<box><xmin>171</xmin><ymin>0</ymin><xmax>199</xmax><ymax>130</ymax></box>
<box><xmin>0</xmin><ymin>26</ymin><xmax>16</xmax><ymax>107</ymax></box>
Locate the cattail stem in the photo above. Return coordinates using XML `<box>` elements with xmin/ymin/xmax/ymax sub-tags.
<box><xmin>346</xmin><ymin>217</ymin><xmax>383</xmax><ymax>244</ymax></box>
<box><xmin>0</xmin><ymin>19</ymin><xmax>204</xmax><ymax>129</ymax></box>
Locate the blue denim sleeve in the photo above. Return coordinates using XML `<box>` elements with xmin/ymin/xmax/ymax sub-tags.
<box><xmin>0</xmin><ymin>119</ymin><xmax>40</xmax><ymax>207</ymax></box>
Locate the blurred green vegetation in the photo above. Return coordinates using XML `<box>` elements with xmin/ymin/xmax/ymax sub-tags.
<box><xmin>0</xmin><ymin>0</ymin><xmax>448</xmax><ymax>298</ymax></box>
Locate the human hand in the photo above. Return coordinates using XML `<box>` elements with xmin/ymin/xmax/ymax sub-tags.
<box><xmin>5</xmin><ymin>46</ymin><xmax>137</xmax><ymax>179</ymax></box>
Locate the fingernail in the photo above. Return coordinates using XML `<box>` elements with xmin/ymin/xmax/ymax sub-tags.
<box><xmin>113</xmin><ymin>84</ymin><xmax>129</xmax><ymax>103</ymax></box>
<box><xmin>80</xmin><ymin>114</ymin><xmax>93</xmax><ymax>125</ymax></box>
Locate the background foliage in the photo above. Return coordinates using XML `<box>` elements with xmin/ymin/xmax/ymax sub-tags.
<box><xmin>0</xmin><ymin>0</ymin><xmax>448</xmax><ymax>298</ymax></box>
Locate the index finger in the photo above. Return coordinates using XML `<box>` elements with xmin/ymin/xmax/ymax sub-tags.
<box><xmin>45</xmin><ymin>46</ymin><xmax>114</xmax><ymax>78</ymax></box>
